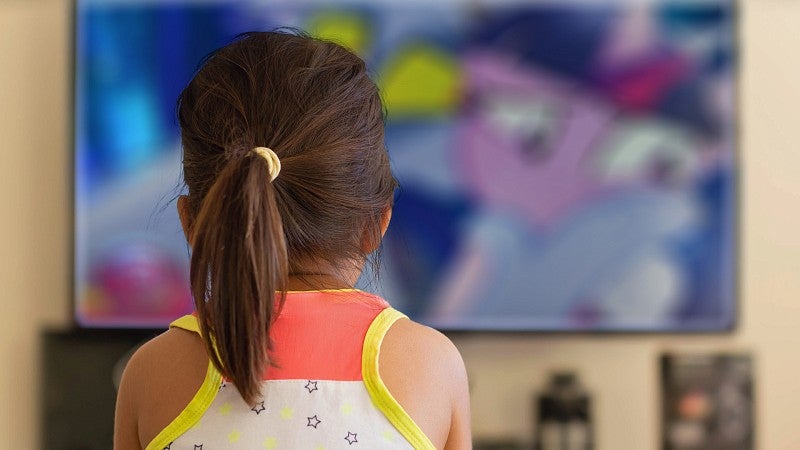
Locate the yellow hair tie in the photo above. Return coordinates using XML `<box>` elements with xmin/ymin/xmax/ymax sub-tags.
<box><xmin>252</xmin><ymin>147</ymin><xmax>281</xmax><ymax>182</ymax></box>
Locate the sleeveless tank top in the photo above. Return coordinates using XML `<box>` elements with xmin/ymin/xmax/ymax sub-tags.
<box><xmin>145</xmin><ymin>290</ymin><xmax>436</xmax><ymax>450</ymax></box>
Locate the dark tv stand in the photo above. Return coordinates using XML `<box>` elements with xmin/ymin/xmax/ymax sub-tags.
<box><xmin>41</xmin><ymin>327</ymin><xmax>163</xmax><ymax>449</ymax></box>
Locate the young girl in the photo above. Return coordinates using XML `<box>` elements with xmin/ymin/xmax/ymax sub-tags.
<box><xmin>113</xmin><ymin>31</ymin><xmax>471</xmax><ymax>449</ymax></box>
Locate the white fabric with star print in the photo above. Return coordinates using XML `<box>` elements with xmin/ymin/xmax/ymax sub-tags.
<box><xmin>165</xmin><ymin>379</ymin><xmax>413</xmax><ymax>449</ymax></box>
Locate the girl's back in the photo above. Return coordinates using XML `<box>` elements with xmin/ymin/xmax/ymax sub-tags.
<box><xmin>116</xmin><ymin>289</ymin><xmax>469</xmax><ymax>449</ymax></box>
<box><xmin>113</xmin><ymin>31</ymin><xmax>470</xmax><ymax>450</ymax></box>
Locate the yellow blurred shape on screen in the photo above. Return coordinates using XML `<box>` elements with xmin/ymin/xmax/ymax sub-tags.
<box><xmin>306</xmin><ymin>12</ymin><xmax>370</xmax><ymax>56</ymax></box>
<box><xmin>380</xmin><ymin>44</ymin><xmax>461</xmax><ymax>118</ymax></box>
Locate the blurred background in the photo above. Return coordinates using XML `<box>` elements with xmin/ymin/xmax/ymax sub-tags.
<box><xmin>70</xmin><ymin>0</ymin><xmax>736</xmax><ymax>333</ymax></box>
<box><xmin>1</xmin><ymin>0</ymin><xmax>799</xmax><ymax>448</ymax></box>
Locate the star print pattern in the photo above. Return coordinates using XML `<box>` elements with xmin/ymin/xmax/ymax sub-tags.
<box><xmin>163</xmin><ymin>376</ymin><xmax>416</xmax><ymax>448</ymax></box>
<box><xmin>307</xmin><ymin>415</ymin><xmax>322</xmax><ymax>428</ymax></box>
<box><xmin>305</xmin><ymin>380</ymin><xmax>319</xmax><ymax>393</ymax></box>
<box><xmin>251</xmin><ymin>401</ymin><xmax>266</xmax><ymax>414</ymax></box>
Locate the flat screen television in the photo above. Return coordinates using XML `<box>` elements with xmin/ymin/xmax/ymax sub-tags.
<box><xmin>74</xmin><ymin>0</ymin><xmax>737</xmax><ymax>331</ymax></box>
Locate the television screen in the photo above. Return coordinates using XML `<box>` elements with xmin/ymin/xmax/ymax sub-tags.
<box><xmin>74</xmin><ymin>0</ymin><xmax>737</xmax><ymax>331</ymax></box>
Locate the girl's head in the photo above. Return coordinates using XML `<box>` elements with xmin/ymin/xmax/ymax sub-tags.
<box><xmin>176</xmin><ymin>31</ymin><xmax>396</xmax><ymax>404</ymax></box>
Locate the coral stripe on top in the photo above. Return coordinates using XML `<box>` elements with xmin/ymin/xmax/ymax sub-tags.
<box><xmin>265</xmin><ymin>289</ymin><xmax>389</xmax><ymax>381</ymax></box>
<box><xmin>190</xmin><ymin>289</ymin><xmax>389</xmax><ymax>381</ymax></box>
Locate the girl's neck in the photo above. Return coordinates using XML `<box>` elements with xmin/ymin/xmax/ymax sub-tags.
<box><xmin>285</xmin><ymin>273</ymin><xmax>356</xmax><ymax>292</ymax></box>
<box><xmin>286</xmin><ymin>258</ymin><xmax>363</xmax><ymax>291</ymax></box>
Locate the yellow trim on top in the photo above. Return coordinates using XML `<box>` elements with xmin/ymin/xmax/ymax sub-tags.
<box><xmin>145</xmin><ymin>316</ymin><xmax>223</xmax><ymax>450</ymax></box>
<box><xmin>362</xmin><ymin>308</ymin><xmax>436</xmax><ymax>450</ymax></box>
<box><xmin>170</xmin><ymin>314</ymin><xmax>201</xmax><ymax>333</ymax></box>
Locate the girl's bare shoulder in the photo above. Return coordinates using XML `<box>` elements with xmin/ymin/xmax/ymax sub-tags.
<box><xmin>378</xmin><ymin>317</ymin><xmax>471</xmax><ymax>449</ymax></box>
<box><xmin>380</xmin><ymin>318</ymin><xmax>466</xmax><ymax>382</ymax></box>
<box><xmin>116</xmin><ymin>327</ymin><xmax>208</xmax><ymax>447</ymax></box>
<box><xmin>122</xmin><ymin>326</ymin><xmax>208</xmax><ymax>392</ymax></box>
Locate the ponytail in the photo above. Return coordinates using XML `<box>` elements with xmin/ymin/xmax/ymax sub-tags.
<box><xmin>178</xmin><ymin>31</ymin><xmax>396</xmax><ymax>404</ymax></box>
<box><xmin>189</xmin><ymin>150</ymin><xmax>287</xmax><ymax>405</ymax></box>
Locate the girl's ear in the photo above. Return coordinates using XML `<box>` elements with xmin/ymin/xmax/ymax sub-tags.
<box><xmin>362</xmin><ymin>207</ymin><xmax>393</xmax><ymax>253</ymax></box>
<box><xmin>380</xmin><ymin>207</ymin><xmax>392</xmax><ymax>238</ymax></box>
<box><xmin>177</xmin><ymin>195</ymin><xmax>195</xmax><ymax>244</ymax></box>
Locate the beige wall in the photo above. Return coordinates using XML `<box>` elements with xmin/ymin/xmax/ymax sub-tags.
<box><xmin>2</xmin><ymin>1</ymin><xmax>799</xmax><ymax>449</ymax></box>
<box><xmin>1</xmin><ymin>1</ymin><xmax>71</xmax><ymax>449</ymax></box>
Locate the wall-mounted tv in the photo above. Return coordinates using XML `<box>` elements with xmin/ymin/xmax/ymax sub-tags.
<box><xmin>74</xmin><ymin>0</ymin><xmax>737</xmax><ymax>331</ymax></box>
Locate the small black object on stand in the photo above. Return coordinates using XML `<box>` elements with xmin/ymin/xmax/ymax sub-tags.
<box><xmin>534</xmin><ymin>371</ymin><xmax>593</xmax><ymax>450</ymax></box>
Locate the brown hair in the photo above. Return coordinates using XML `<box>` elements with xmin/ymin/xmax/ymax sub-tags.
<box><xmin>177</xmin><ymin>31</ymin><xmax>396</xmax><ymax>405</ymax></box>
